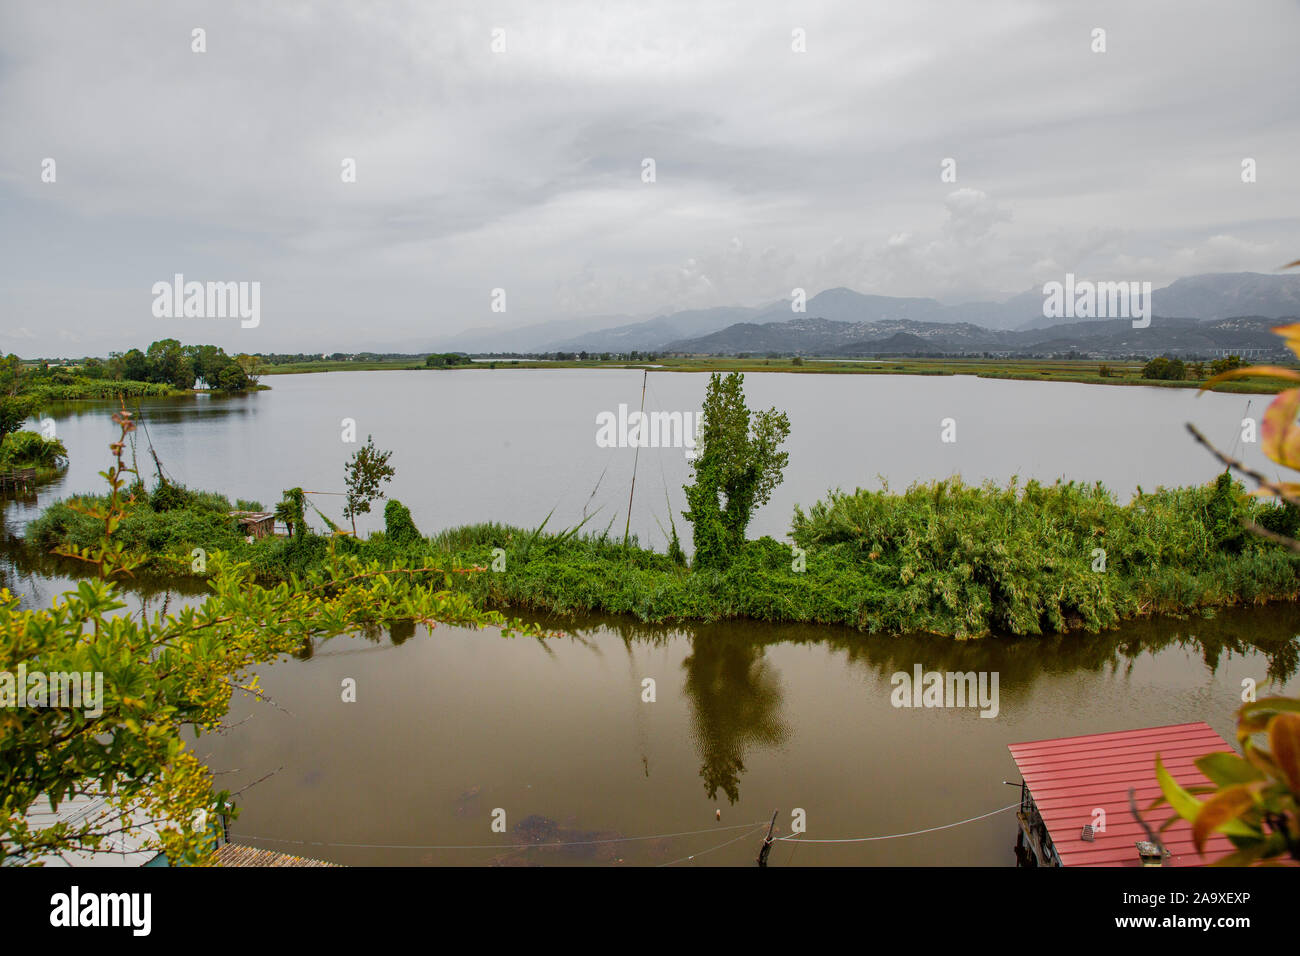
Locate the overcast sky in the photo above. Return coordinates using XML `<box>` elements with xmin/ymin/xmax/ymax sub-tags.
<box><xmin>1</xmin><ymin>0</ymin><xmax>1298</xmax><ymax>356</ymax></box>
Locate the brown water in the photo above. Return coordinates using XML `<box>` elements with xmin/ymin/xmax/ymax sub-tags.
<box><xmin>5</xmin><ymin>370</ymin><xmax>1299</xmax><ymax>865</ymax></box>
<box><xmin>197</xmin><ymin>607</ymin><xmax>1299</xmax><ymax>866</ymax></box>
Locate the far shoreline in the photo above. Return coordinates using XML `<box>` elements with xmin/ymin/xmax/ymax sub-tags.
<box><xmin>257</xmin><ymin>355</ymin><xmax>1293</xmax><ymax>395</ymax></box>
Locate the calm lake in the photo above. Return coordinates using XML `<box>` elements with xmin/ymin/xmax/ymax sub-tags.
<box><xmin>5</xmin><ymin>369</ymin><xmax>1299</xmax><ymax>865</ymax></box>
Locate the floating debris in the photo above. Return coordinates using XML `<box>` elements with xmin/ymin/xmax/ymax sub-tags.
<box><xmin>485</xmin><ymin>813</ymin><xmax>625</xmax><ymax>866</ymax></box>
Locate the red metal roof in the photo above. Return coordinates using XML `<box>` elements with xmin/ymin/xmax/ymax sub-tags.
<box><xmin>1008</xmin><ymin>722</ymin><xmax>1236</xmax><ymax>867</ymax></box>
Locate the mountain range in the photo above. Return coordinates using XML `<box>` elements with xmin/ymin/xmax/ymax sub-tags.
<box><xmin>662</xmin><ymin>314</ymin><xmax>1291</xmax><ymax>359</ymax></box>
<box><xmin>423</xmin><ymin>272</ymin><xmax>1300</xmax><ymax>357</ymax></box>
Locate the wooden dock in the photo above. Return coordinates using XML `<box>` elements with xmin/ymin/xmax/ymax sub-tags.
<box><xmin>215</xmin><ymin>843</ymin><xmax>341</xmax><ymax>867</ymax></box>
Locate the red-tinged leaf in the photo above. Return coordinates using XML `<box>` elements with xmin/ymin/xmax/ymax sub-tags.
<box><xmin>1261</xmin><ymin>389</ymin><xmax>1300</xmax><ymax>469</ymax></box>
<box><xmin>1268</xmin><ymin>712</ymin><xmax>1300</xmax><ymax>793</ymax></box>
<box><xmin>1192</xmin><ymin>785</ymin><xmax>1256</xmax><ymax>853</ymax></box>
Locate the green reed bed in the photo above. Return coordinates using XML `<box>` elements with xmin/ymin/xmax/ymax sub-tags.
<box><xmin>24</xmin><ymin>473</ymin><xmax>1300</xmax><ymax>639</ymax></box>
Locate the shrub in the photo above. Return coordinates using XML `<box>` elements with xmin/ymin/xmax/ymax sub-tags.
<box><xmin>0</xmin><ymin>430</ymin><xmax>68</xmax><ymax>468</ymax></box>
<box><xmin>384</xmin><ymin>499</ymin><xmax>422</xmax><ymax>544</ymax></box>
<box><xmin>1142</xmin><ymin>356</ymin><xmax>1186</xmax><ymax>381</ymax></box>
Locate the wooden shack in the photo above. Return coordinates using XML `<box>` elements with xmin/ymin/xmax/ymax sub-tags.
<box><xmin>228</xmin><ymin>511</ymin><xmax>276</xmax><ymax>539</ymax></box>
<box><xmin>1007</xmin><ymin>722</ymin><xmax>1237</xmax><ymax>867</ymax></box>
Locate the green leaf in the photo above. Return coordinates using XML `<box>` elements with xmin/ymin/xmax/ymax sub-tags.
<box><xmin>1195</xmin><ymin>752</ymin><xmax>1265</xmax><ymax>787</ymax></box>
<box><xmin>1155</xmin><ymin>754</ymin><xmax>1204</xmax><ymax>823</ymax></box>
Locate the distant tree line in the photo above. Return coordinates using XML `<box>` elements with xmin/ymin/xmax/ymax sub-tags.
<box><xmin>1142</xmin><ymin>354</ymin><xmax>1247</xmax><ymax>382</ymax></box>
<box><xmin>74</xmin><ymin>339</ymin><xmax>263</xmax><ymax>391</ymax></box>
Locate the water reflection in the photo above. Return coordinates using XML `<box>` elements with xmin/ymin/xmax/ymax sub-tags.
<box><xmin>682</xmin><ymin>627</ymin><xmax>790</xmax><ymax>804</ymax></box>
<box><xmin>5</xmin><ymin>532</ymin><xmax>1299</xmax><ymax>863</ymax></box>
<box><xmin>528</xmin><ymin>605</ymin><xmax>1300</xmax><ymax>805</ymax></box>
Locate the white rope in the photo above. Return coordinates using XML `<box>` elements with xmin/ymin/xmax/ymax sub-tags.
<box><xmin>657</xmin><ymin>823</ymin><xmax>768</xmax><ymax>867</ymax></box>
<box><xmin>776</xmin><ymin>803</ymin><xmax>1018</xmax><ymax>844</ymax></box>
<box><xmin>231</xmin><ymin>803</ymin><xmax>1019</xmax><ymax>857</ymax></box>
<box><xmin>230</xmin><ymin>820</ymin><xmax>769</xmax><ymax>852</ymax></box>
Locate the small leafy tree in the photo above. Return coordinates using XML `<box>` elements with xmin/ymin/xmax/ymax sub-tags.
<box><xmin>275</xmin><ymin>487</ymin><xmax>307</xmax><ymax>540</ymax></box>
<box><xmin>343</xmin><ymin>435</ymin><xmax>395</xmax><ymax>537</ymax></box>
<box><xmin>234</xmin><ymin>353</ymin><xmax>264</xmax><ymax>385</ymax></box>
<box><xmin>1142</xmin><ymin>356</ymin><xmax>1186</xmax><ymax>381</ymax></box>
<box><xmin>1209</xmin><ymin>354</ymin><xmax>1247</xmax><ymax>376</ymax></box>
<box><xmin>145</xmin><ymin>338</ymin><xmax>195</xmax><ymax>390</ymax></box>
<box><xmin>0</xmin><ymin>395</ymin><xmax>33</xmax><ymax>452</ymax></box>
<box><xmin>216</xmin><ymin>363</ymin><xmax>249</xmax><ymax>392</ymax></box>
<box><xmin>682</xmin><ymin>372</ymin><xmax>790</xmax><ymax>569</ymax></box>
<box><xmin>425</xmin><ymin>353</ymin><xmax>467</xmax><ymax>369</ymax></box>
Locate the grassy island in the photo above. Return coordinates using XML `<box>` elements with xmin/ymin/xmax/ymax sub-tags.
<box><xmin>25</xmin><ymin>471</ymin><xmax>1300</xmax><ymax>640</ymax></box>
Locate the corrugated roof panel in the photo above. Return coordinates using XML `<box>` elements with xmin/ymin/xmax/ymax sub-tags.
<box><xmin>1008</xmin><ymin>721</ymin><xmax>1236</xmax><ymax>867</ymax></box>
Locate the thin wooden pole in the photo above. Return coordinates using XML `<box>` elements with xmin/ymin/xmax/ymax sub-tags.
<box><xmin>622</xmin><ymin>369</ymin><xmax>648</xmax><ymax>549</ymax></box>
<box><xmin>757</xmin><ymin>808</ymin><xmax>779</xmax><ymax>867</ymax></box>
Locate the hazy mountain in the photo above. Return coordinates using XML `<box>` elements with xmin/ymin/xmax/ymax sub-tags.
<box><xmin>663</xmin><ymin>314</ymin><xmax>1292</xmax><ymax>359</ymax></box>
<box><xmin>545</xmin><ymin>305</ymin><xmax>777</xmax><ymax>352</ymax></box>
<box><xmin>1152</xmin><ymin>272</ymin><xmax>1300</xmax><ymax>320</ymax></box>
<box><xmin>1017</xmin><ymin>272</ymin><xmax>1300</xmax><ymax>330</ymax></box>
<box><xmin>413</xmin><ymin>311</ymin><xmax>649</xmax><ymax>353</ymax></box>
<box><xmin>420</xmin><ymin>271</ymin><xmax>1300</xmax><ymax>354</ymax></box>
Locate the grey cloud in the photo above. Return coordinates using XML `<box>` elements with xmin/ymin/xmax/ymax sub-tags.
<box><xmin>1</xmin><ymin>0</ymin><xmax>1298</xmax><ymax>354</ymax></box>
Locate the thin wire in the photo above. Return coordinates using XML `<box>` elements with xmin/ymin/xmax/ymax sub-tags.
<box><xmin>775</xmin><ymin>803</ymin><xmax>1018</xmax><ymax>844</ymax></box>
<box><xmin>230</xmin><ymin>820</ymin><xmax>769</xmax><ymax>852</ymax></box>
<box><xmin>231</xmin><ymin>804</ymin><xmax>1018</xmax><ymax>859</ymax></box>
<box><xmin>657</xmin><ymin>823</ymin><xmax>768</xmax><ymax>867</ymax></box>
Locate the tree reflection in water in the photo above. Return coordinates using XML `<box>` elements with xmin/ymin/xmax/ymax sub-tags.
<box><xmin>682</xmin><ymin>625</ymin><xmax>790</xmax><ymax>804</ymax></box>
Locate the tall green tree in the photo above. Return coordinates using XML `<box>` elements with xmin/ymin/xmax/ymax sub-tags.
<box><xmin>682</xmin><ymin>372</ymin><xmax>790</xmax><ymax>569</ymax></box>
<box><xmin>145</xmin><ymin>338</ymin><xmax>194</xmax><ymax>390</ymax></box>
<box><xmin>121</xmin><ymin>348</ymin><xmax>149</xmax><ymax>382</ymax></box>
<box><xmin>343</xmin><ymin>436</ymin><xmax>396</xmax><ymax>536</ymax></box>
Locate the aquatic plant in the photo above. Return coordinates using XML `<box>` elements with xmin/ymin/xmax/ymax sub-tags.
<box><xmin>0</xmin><ymin>430</ymin><xmax>67</xmax><ymax>469</ymax></box>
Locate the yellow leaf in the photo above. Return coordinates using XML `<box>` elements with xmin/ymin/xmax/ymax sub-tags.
<box><xmin>1261</xmin><ymin>389</ymin><xmax>1300</xmax><ymax>470</ymax></box>
<box><xmin>1201</xmin><ymin>366</ymin><xmax>1300</xmax><ymax>391</ymax></box>
<box><xmin>1274</xmin><ymin>322</ymin><xmax>1300</xmax><ymax>361</ymax></box>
